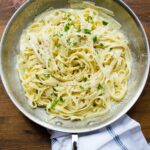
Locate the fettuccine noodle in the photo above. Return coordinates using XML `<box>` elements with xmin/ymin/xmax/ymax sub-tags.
<box><xmin>17</xmin><ymin>2</ymin><xmax>131</xmax><ymax>120</ymax></box>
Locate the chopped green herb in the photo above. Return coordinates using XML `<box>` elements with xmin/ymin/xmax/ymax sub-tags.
<box><xmin>68</xmin><ymin>17</ymin><xmax>72</xmax><ymax>21</ymax></box>
<box><xmin>45</xmin><ymin>74</ymin><xmax>51</xmax><ymax>78</ymax></box>
<box><xmin>102</xmin><ymin>21</ymin><xmax>108</xmax><ymax>26</ymax></box>
<box><xmin>77</xmin><ymin>28</ymin><xmax>81</xmax><ymax>32</ymax></box>
<box><xmin>73</xmin><ymin>42</ymin><xmax>77</xmax><ymax>46</ymax></box>
<box><xmin>80</xmin><ymin>85</ymin><xmax>84</xmax><ymax>89</ymax></box>
<box><xmin>64</xmin><ymin>23</ymin><xmax>70</xmax><ymax>32</ymax></box>
<box><xmin>99</xmin><ymin>43</ymin><xmax>104</xmax><ymax>48</ymax></box>
<box><xmin>67</xmin><ymin>14</ymin><xmax>71</xmax><ymax>18</ymax></box>
<box><xmin>54</xmin><ymin>33</ymin><xmax>62</xmax><ymax>37</ymax></box>
<box><xmin>70</xmin><ymin>21</ymin><xmax>74</xmax><ymax>25</ymax></box>
<box><xmin>51</xmin><ymin>74</ymin><xmax>54</xmax><ymax>78</ymax></box>
<box><xmin>56</xmin><ymin>43</ymin><xmax>61</xmax><ymax>48</ymax></box>
<box><xmin>109</xmin><ymin>48</ymin><xmax>113</xmax><ymax>51</ymax></box>
<box><xmin>51</xmin><ymin>99</ymin><xmax>59</xmax><ymax>109</ymax></box>
<box><xmin>92</xmin><ymin>35</ymin><xmax>97</xmax><ymax>42</ymax></box>
<box><xmin>51</xmin><ymin>97</ymin><xmax>65</xmax><ymax>109</ymax></box>
<box><xmin>99</xmin><ymin>93</ymin><xmax>104</xmax><ymax>96</ymax></box>
<box><xmin>83</xmin><ymin>29</ymin><xmax>91</xmax><ymax>34</ymax></box>
<box><xmin>36</xmin><ymin>82</ymin><xmax>41</xmax><ymax>86</ymax></box>
<box><xmin>35</xmin><ymin>74</ymin><xmax>39</xmax><ymax>79</ymax></box>
<box><xmin>97</xmin><ymin>83</ymin><xmax>104</xmax><ymax>90</ymax></box>
<box><xmin>60</xmin><ymin>97</ymin><xmax>64</xmax><ymax>102</ymax></box>
<box><xmin>67</xmin><ymin>39</ymin><xmax>71</xmax><ymax>45</ymax></box>
<box><xmin>59</xmin><ymin>33</ymin><xmax>63</xmax><ymax>37</ymax></box>
<box><xmin>86</xmin><ymin>16</ymin><xmax>93</xmax><ymax>23</ymax></box>
<box><xmin>83</xmin><ymin>77</ymin><xmax>87</xmax><ymax>82</ymax></box>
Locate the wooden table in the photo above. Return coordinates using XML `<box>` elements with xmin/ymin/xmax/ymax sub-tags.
<box><xmin>0</xmin><ymin>0</ymin><xmax>150</xmax><ymax>149</ymax></box>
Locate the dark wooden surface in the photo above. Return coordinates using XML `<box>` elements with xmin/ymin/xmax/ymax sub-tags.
<box><xmin>0</xmin><ymin>0</ymin><xmax>150</xmax><ymax>149</ymax></box>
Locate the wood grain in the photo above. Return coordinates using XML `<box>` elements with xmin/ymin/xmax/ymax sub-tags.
<box><xmin>0</xmin><ymin>0</ymin><xmax>150</xmax><ymax>149</ymax></box>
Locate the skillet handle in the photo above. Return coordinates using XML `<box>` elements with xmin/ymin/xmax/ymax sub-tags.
<box><xmin>72</xmin><ymin>134</ymin><xmax>78</xmax><ymax>150</ymax></box>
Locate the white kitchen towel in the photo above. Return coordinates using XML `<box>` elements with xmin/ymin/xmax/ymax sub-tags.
<box><xmin>50</xmin><ymin>115</ymin><xmax>150</xmax><ymax>150</ymax></box>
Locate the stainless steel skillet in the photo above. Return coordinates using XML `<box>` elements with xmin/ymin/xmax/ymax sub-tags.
<box><xmin>0</xmin><ymin>0</ymin><xmax>149</xmax><ymax>149</ymax></box>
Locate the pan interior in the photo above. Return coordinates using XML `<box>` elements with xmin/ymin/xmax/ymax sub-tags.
<box><xmin>1</xmin><ymin>0</ymin><xmax>149</xmax><ymax>133</ymax></box>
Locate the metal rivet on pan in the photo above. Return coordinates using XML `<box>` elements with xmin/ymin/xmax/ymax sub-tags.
<box><xmin>55</xmin><ymin>121</ymin><xmax>63</xmax><ymax>126</ymax></box>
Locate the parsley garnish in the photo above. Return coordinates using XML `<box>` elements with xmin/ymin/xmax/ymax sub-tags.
<box><xmin>86</xmin><ymin>16</ymin><xmax>93</xmax><ymax>23</ymax></box>
<box><xmin>73</xmin><ymin>42</ymin><xmax>77</xmax><ymax>46</ymax></box>
<box><xmin>80</xmin><ymin>85</ymin><xmax>84</xmax><ymax>89</ymax></box>
<box><xmin>92</xmin><ymin>35</ymin><xmax>97</xmax><ymax>42</ymax></box>
<box><xmin>109</xmin><ymin>48</ymin><xmax>113</xmax><ymax>51</ymax></box>
<box><xmin>51</xmin><ymin>99</ymin><xmax>59</xmax><ymax>109</ymax></box>
<box><xmin>56</xmin><ymin>43</ymin><xmax>61</xmax><ymax>48</ymax></box>
<box><xmin>99</xmin><ymin>93</ymin><xmax>104</xmax><ymax>96</ymax></box>
<box><xmin>83</xmin><ymin>29</ymin><xmax>91</xmax><ymax>34</ymax></box>
<box><xmin>68</xmin><ymin>17</ymin><xmax>72</xmax><ymax>21</ymax></box>
<box><xmin>64</xmin><ymin>23</ymin><xmax>70</xmax><ymax>32</ymax></box>
<box><xmin>67</xmin><ymin>14</ymin><xmax>71</xmax><ymax>18</ymax></box>
<box><xmin>60</xmin><ymin>97</ymin><xmax>64</xmax><ymax>102</ymax></box>
<box><xmin>77</xmin><ymin>28</ymin><xmax>81</xmax><ymax>32</ymax></box>
<box><xmin>51</xmin><ymin>97</ymin><xmax>64</xmax><ymax>109</ymax></box>
<box><xmin>67</xmin><ymin>39</ymin><xmax>71</xmax><ymax>45</ymax></box>
<box><xmin>83</xmin><ymin>77</ymin><xmax>87</xmax><ymax>82</ymax></box>
<box><xmin>45</xmin><ymin>74</ymin><xmax>51</xmax><ymax>78</ymax></box>
<box><xmin>59</xmin><ymin>33</ymin><xmax>63</xmax><ymax>37</ymax></box>
<box><xmin>35</xmin><ymin>74</ymin><xmax>39</xmax><ymax>79</ymax></box>
<box><xmin>102</xmin><ymin>21</ymin><xmax>108</xmax><ymax>26</ymax></box>
<box><xmin>97</xmin><ymin>83</ymin><xmax>104</xmax><ymax>90</ymax></box>
<box><xmin>36</xmin><ymin>82</ymin><xmax>41</xmax><ymax>86</ymax></box>
<box><xmin>99</xmin><ymin>43</ymin><xmax>104</xmax><ymax>48</ymax></box>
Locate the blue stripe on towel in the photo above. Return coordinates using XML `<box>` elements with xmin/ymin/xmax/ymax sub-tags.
<box><xmin>51</xmin><ymin>138</ymin><xmax>57</xmax><ymax>145</ymax></box>
<box><xmin>106</xmin><ymin>125</ymin><xmax>128</xmax><ymax>150</ymax></box>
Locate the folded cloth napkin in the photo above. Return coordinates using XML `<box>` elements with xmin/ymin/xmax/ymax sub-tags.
<box><xmin>49</xmin><ymin>115</ymin><xmax>150</xmax><ymax>150</ymax></box>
